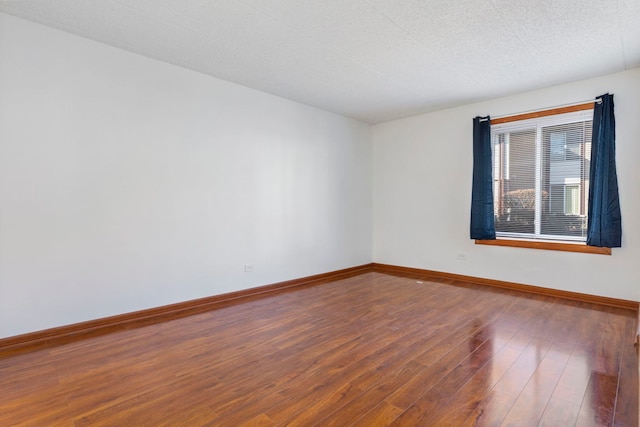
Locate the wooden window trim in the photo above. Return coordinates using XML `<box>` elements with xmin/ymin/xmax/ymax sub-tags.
<box><xmin>491</xmin><ymin>102</ymin><xmax>595</xmax><ymax>125</ymax></box>
<box><xmin>484</xmin><ymin>102</ymin><xmax>605</xmax><ymax>255</ymax></box>
<box><xmin>476</xmin><ymin>238</ymin><xmax>611</xmax><ymax>255</ymax></box>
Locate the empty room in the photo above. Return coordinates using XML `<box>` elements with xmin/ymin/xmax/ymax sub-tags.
<box><xmin>1</xmin><ymin>1</ymin><xmax>639</xmax><ymax>426</ymax></box>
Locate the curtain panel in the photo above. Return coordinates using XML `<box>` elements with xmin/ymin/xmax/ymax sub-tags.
<box><xmin>587</xmin><ymin>93</ymin><xmax>622</xmax><ymax>247</ymax></box>
<box><xmin>470</xmin><ymin>116</ymin><xmax>496</xmax><ymax>240</ymax></box>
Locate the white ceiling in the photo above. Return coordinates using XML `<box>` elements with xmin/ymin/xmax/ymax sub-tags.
<box><xmin>1</xmin><ymin>0</ymin><xmax>639</xmax><ymax>124</ymax></box>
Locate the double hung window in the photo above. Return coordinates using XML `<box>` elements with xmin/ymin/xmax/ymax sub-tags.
<box><xmin>491</xmin><ymin>110</ymin><xmax>593</xmax><ymax>242</ymax></box>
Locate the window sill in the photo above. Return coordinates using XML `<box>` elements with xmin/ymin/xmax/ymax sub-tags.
<box><xmin>475</xmin><ymin>239</ymin><xmax>611</xmax><ymax>255</ymax></box>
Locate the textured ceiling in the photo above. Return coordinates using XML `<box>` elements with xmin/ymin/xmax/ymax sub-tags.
<box><xmin>1</xmin><ymin>0</ymin><xmax>639</xmax><ymax>124</ymax></box>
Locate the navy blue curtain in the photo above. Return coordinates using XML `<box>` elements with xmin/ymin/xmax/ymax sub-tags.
<box><xmin>470</xmin><ymin>116</ymin><xmax>495</xmax><ymax>240</ymax></box>
<box><xmin>587</xmin><ymin>93</ymin><xmax>622</xmax><ymax>247</ymax></box>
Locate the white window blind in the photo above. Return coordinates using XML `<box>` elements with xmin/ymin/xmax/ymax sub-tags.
<box><xmin>491</xmin><ymin>110</ymin><xmax>593</xmax><ymax>242</ymax></box>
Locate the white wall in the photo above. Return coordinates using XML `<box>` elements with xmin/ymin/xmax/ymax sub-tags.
<box><xmin>373</xmin><ymin>68</ymin><xmax>640</xmax><ymax>302</ymax></box>
<box><xmin>2</xmin><ymin>13</ymin><xmax>637</xmax><ymax>341</ymax></box>
<box><xmin>0</xmin><ymin>13</ymin><xmax>373</xmax><ymax>338</ymax></box>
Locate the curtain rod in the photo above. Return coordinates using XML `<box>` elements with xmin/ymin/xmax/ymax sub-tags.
<box><xmin>478</xmin><ymin>98</ymin><xmax>602</xmax><ymax>122</ymax></box>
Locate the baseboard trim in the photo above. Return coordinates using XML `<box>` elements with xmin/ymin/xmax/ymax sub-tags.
<box><xmin>0</xmin><ymin>264</ymin><xmax>373</xmax><ymax>356</ymax></box>
<box><xmin>372</xmin><ymin>263</ymin><xmax>639</xmax><ymax>311</ymax></box>
<box><xmin>3</xmin><ymin>262</ymin><xmax>636</xmax><ymax>356</ymax></box>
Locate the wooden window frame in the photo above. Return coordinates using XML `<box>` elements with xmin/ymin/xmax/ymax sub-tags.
<box><xmin>477</xmin><ymin>101</ymin><xmax>611</xmax><ymax>255</ymax></box>
<box><xmin>475</xmin><ymin>238</ymin><xmax>611</xmax><ymax>255</ymax></box>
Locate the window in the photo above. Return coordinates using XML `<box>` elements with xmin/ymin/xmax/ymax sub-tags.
<box><xmin>491</xmin><ymin>109</ymin><xmax>592</xmax><ymax>243</ymax></box>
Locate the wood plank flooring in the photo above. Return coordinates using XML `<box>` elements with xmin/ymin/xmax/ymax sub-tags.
<box><xmin>1</xmin><ymin>272</ymin><xmax>637</xmax><ymax>426</ymax></box>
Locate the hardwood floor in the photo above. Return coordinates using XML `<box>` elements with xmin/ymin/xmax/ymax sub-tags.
<box><xmin>1</xmin><ymin>272</ymin><xmax>637</xmax><ymax>426</ymax></box>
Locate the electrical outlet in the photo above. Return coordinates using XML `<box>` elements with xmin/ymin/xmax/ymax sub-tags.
<box><xmin>244</xmin><ymin>264</ymin><xmax>254</xmax><ymax>273</ymax></box>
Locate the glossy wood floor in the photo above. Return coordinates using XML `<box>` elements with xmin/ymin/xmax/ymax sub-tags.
<box><xmin>1</xmin><ymin>272</ymin><xmax>637</xmax><ymax>426</ymax></box>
